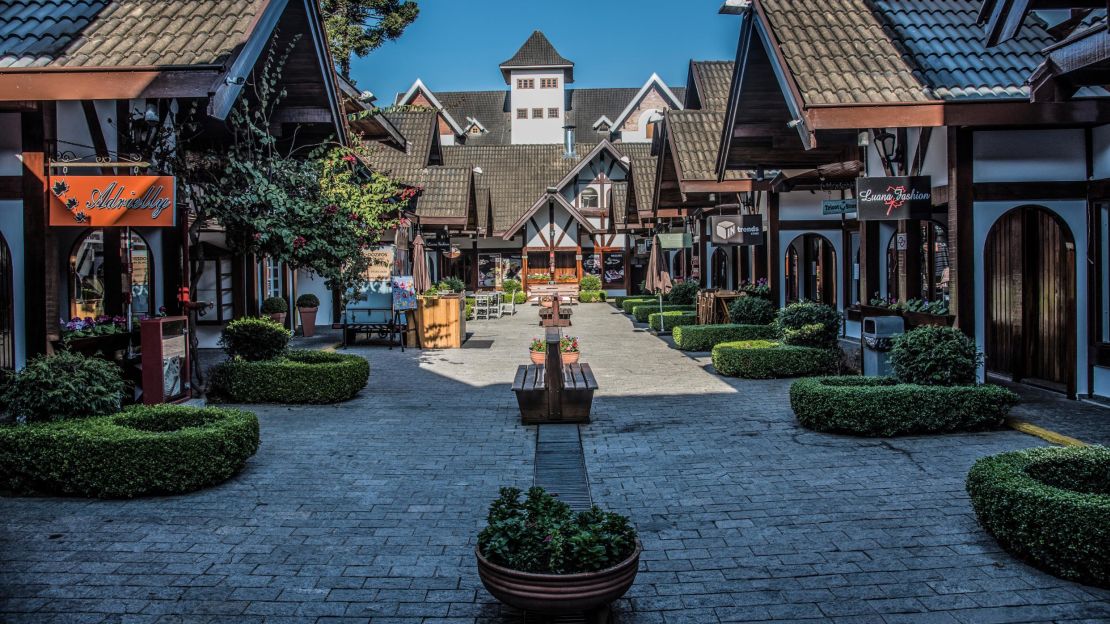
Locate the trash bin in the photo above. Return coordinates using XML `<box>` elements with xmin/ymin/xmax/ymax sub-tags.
<box><xmin>862</xmin><ymin>315</ymin><xmax>905</xmax><ymax>377</ymax></box>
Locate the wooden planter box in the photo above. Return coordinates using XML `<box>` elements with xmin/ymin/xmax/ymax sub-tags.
<box><xmin>858</xmin><ymin>304</ymin><xmax>902</xmax><ymax>318</ymax></box>
<box><xmin>904</xmin><ymin>311</ymin><xmax>955</xmax><ymax>329</ymax></box>
<box><xmin>416</xmin><ymin>295</ymin><xmax>466</xmax><ymax>349</ymax></box>
<box><xmin>55</xmin><ymin>331</ymin><xmax>137</xmax><ymax>358</ymax></box>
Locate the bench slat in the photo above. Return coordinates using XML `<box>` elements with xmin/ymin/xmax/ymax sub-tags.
<box><xmin>512</xmin><ymin>365</ymin><xmax>528</xmax><ymax>391</ymax></box>
<box><xmin>578</xmin><ymin>363</ymin><xmax>599</xmax><ymax>390</ymax></box>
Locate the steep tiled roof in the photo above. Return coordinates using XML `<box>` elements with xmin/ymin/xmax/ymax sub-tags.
<box><xmin>611</xmin><ymin>181</ymin><xmax>628</xmax><ymax>226</ymax></box>
<box><xmin>414</xmin><ymin>167</ymin><xmax>472</xmax><ymax>220</ymax></box>
<box><xmin>0</xmin><ymin>0</ymin><xmax>262</xmax><ymax>68</ymax></box>
<box><xmin>567</xmin><ymin>87</ymin><xmax>686</xmax><ymax>136</ymax></box>
<box><xmin>668</xmin><ymin>110</ymin><xmax>747</xmax><ymax>181</ymax></box>
<box><xmin>436</xmin><ymin>90</ymin><xmax>511</xmax><ymax>146</ymax></box>
<box><xmin>759</xmin><ymin>0</ymin><xmax>1058</xmax><ymax>104</ymax></box>
<box><xmin>630</xmin><ymin>156</ymin><xmax>658</xmax><ymax>216</ymax></box>
<box><xmin>499</xmin><ymin>30</ymin><xmax>574</xmax><ymax>69</ymax></box>
<box><xmin>689</xmin><ymin>61</ymin><xmax>734</xmax><ymax>111</ymax></box>
<box><xmin>361</xmin><ymin>110</ymin><xmax>439</xmax><ymax>181</ymax></box>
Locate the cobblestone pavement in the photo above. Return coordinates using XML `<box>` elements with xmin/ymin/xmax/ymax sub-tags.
<box><xmin>2</xmin><ymin>303</ymin><xmax>1109</xmax><ymax>623</ymax></box>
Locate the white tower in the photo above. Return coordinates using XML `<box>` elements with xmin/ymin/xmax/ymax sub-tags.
<box><xmin>500</xmin><ymin>31</ymin><xmax>573</xmax><ymax>145</ymax></box>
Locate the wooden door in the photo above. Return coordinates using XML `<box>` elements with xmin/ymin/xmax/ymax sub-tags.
<box><xmin>985</xmin><ymin>206</ymin><xmax>1075</xmax><ymax>395</ymax></box>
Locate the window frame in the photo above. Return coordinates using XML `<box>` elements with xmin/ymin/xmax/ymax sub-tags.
<box><xmin>516</xmin><ymin>78</ymin><xmax>535</xmax><ymax>89</ymax></box>
<box><xmin>540</xmin><ymin>77</ymin><xmax>558</xmax><ymax>89</ymax></box>
<box><xmin>531</xmin><ymin>108</ymin><xmax>544</xmax><ymax>119</ymax></box>
<box><xmin>548</xmin><ymin>107</ymin><xmax>560</xmax><ymax>119</ymax></box>
<box><xmin>516</xmin><ymin>108</ymin><xmax>528</xmax><ymax>120</ymax></box>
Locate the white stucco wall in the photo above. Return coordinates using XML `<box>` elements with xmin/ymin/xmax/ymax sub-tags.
<box><xmin>295</xmin><ymin>269</ymin><xmax>333</xmax><ymax>328</ymax></box>
<box><xmin>0</xmin><ymin>113</ymin><xmax>20</xmax><ymax>176</ymax></box>
<box><xmin>525</xmin><ymin>202</ymin><xmax>577</xmax><ymax>248</ymax></box>
<box><xmin>509</xmin><ymin>69</ymin><xmax>566</xmax><ymax>145</ymax></box>
<box><xmin>778</xmin><ymin>189</ymin><xmax>850</xmax><ymax>221</ymax></box>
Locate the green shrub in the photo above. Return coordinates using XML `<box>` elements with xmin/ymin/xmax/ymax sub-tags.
<box><xmin>0</xmin><ymin>405</ymin><xmax>259</xmax><ymax>498</ymax></box>
<box><xmin>633</xmin><ymin>304</ymin><xmax>695</xmax><ymax>323</ymax></box>
<box><xmin>212</xmin><ymin>349</ymin><xmax>369</xmax><ymax>404</ymax></box>
<box><xmin>261</xmin><ymin>296</ymin><xmax>287</xmax><ymax>314</ymax></box>
<box><xmin>665</xmin><ymin>280</ymin><xmax>699</xmax><ymax>305</ymax></box>
<box><xmin>502</xmin><ymin>278</ymin><xmax>522</xmax><ymax>294</ymax></box>
<box><xmin>672</xmin><ymin>324</ymin><xmax>777</xmax><ymax>351</ymax></box>
<box><xmin>1</xmin><ymin>352</ymin><xmax>124</xmax><ymax>423</ymax></box>
<box><xmin>729</xmin><ymin>296</ymin><xmax>776</xmax><ymax>325</ymax></box>
<box><xmin>579</xmin><ymin>274</ymin><xmax>602</xmax><ymax>291</ymax></box>
<box><xmin>790</xmin><ymin>377</ymin><xmax>1019</xmax><ymax>436</ymax></box>
<box><xmin>891</xmin><ymin>326</ymin><xmax>981</xmax><ymax>386</ymax></box>
<box><xmin>967</xmin><ymin>446</ymin><xmax>1110</xmax><ymax>587</ymax></box>
<box><xmin>219</xmin><ymin>317</ymin><xmax>291</xmax><ymax>361</ymax></box>
<box><xmin>513</xmin><ymin>291</ymin><xmax>527</xmax><ymax>304</ymax></box>
<box><xmin>465</xmin><ymin>297</ymin><xmax>475</xmax><ymax>320</ymax></box>
<box><xmin>478</xmin><ymin>487</ymin><xmax>637</xmax><ymax>574</ymax></box>
<box><xmin>295</xmin><ymin>293</ymin><xmax>320</xmax><ymax>308</ymax></box>
<box><xmin>621</xmin><ymin>297</ymin><xmax>657</xmax><ymax>314</ymax></box>
<box><xmin>711</xmin><ymin>340</ymin><xmax>837</xmax><ymax>378</ymax></box>
<box><xmin>438</xmin><ymin>276</ymin><xmax>466</xmax><ymax>293</ymax></box>
<box><xmin>775</xmin><ymin>301</ymin><xmax>842</xmax><ymax>349</ymax></box>
<box><xmin>649</xmin><ymin>310</ymin><xmax>697</xmax><ymax>332</ymax></box>
<box><xmin>578</xmin><ymin>291</ymin><xmax>606</xmax><ymax>303</ymax></box>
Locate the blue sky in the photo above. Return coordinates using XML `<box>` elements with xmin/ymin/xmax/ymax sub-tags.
<box><xmin>350</xmin><ymin>0</ymin><xmax>741</xmax><ymax>102</ymax></box>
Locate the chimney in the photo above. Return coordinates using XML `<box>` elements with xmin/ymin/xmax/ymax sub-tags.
<box><xmin>563</xmin><ymin>124</ymin><xmax>576</xmax><ymax>159</ymax></box>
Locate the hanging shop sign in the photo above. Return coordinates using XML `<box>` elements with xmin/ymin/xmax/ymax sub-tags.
<box><xmin>49</xmin><ymin>175</ymin><xmax>175</xmax><ymax>227</ymax></box>
<box><xmin>709</xmin><ymin>214</ymin><xmax>763</xmax><ymax>246</ymax></box>
<box><xmin>821</xmin><ymin>199</ymin><xmax>857</xmax><ymax>215</ymax></box>
<box><xmin>855</xmin><ymin>176</ymin><xmax>932</xmax><ymax>221</ymax></box>
<box><xmin>657</xmin><ymin>232</ymin><xmax>693</xmax><ymax>249</ymax></box>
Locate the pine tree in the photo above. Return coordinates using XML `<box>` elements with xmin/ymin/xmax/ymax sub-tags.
<box><xmin>321</xmin><ymin>0</ymin><xmax>419</xmax><ymax>77</ymax></box>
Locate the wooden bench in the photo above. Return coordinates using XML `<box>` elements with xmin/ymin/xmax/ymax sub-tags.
<box><xmin>511</xmin><ymin>329</ymin><xmax>598</xmax><ymax>424</ymax></box>
<box><xmin>528</xmin><ymin>283</ymin><xmax>579</xmax><ymax>303</ymax></box>
<box><xmin>538</xmin><ymin>297</ymin><xmax>572</xmax><ymax>327</ymax></box>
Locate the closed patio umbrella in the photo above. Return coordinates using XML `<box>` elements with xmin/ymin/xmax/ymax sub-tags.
<box><xmin>645</xmin><ymin>234</ymin><xmax>673</xmax><ymax>296</ymax></box>
<box><xmin>412</xmin><ymin>234</ymin><xmax>430</xmax><ymax>293</ymax></box>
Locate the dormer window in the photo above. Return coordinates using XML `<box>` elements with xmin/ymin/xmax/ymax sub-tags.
<box><xmin>516</xmin><ymin>78</ymin><xmax>535</xmax><ymax>89</ymax></box>
<box><xmin>580</xmin><ymin>188</ymin><xmax>599</xmax><ymax>210</ymax></box>
<box><xmin>596</xmin><ymin>121</ymin><xmax>610</xmax><ymax>133</ymax></box>
<box><xmin>541</xmin><ymin>78</ymin><xmax>558</xmax><ymax>89</ymax></box>
<box><xmin>469</xmin><ymin>125</ymin><xmax>482</xmax><ymax>135</ymax></box>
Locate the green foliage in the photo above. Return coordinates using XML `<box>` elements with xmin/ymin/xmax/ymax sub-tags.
<box><xmin>1</xmin><ymin>352</ymin><xmax>123</xmax><ymax>423</ymax></box>
<box><xmin>665</xmin><ymin>280</ymin><xmax>699</xmax><ymax>305</ymax></box>
<box><xmin>790</xmin><ymin>377</ymin><xmax>1019</xmax><ymax>436</ymax></box>
<box><xmin>502</xmin><ymin>278</ymin><xmax>522</xmax><ymax>294</ymax></box>
<box><xmin>711</xmin><ymin>341</ymin><xmax>837</xmax><ymax>379</ymax></box>
<box><xmin>261</xmin><ymin>296</ymin><xmax>288</xmax><ymax>314</ymax></box>
<box><xmin>890</xmin><ymin>326</ymin><xmax>981</xmax><ymax>386</ymax></box>
<box><xmin>672</xmin><ymin>324</ymin><xmax>777</xmax><ymax>352</ymax></box>
<box><xmin>621</xmin><ymin>297</ymin><xmax>657</xmax><ymax>314</ymax></box>
<box><xmin>438</xmin><ymin>277</ymin><xmax>466</xmax><ymax>293</ymax></box>
<box><xmin>219</xmin><ymin>317</ymin><xmax>291</xmax><ymax>362</ymax></box>
<box><xmin>578</xmin><ymin>291</ymin><xmax>606</xmax><ymax>303</ymax></box>
<box><xmin>212</xmin><ymin>350</ymin><xmax>369</xmax><ymax>404</ymax></box>
<box><xmin>512</xmin><ymin>291</ymin><xmax>527</xmax><ymax>304</ymax></box>
<box><xmin>729</xmin><ymin>296</ymin><xmax>776</xmax><ymax>325</ymax></box>
<box><xmin>633</xmin><ymin>304</ymin><xmax>695</xmax><ymax>323</ymax></box>
<box><xmin>296</xmin><ymin>293</ymin><xmax>320</xmax><ymax>308</ymax></box>
<box><xmin>0</xmin><ymin>405</ymin><xmax>259</xmax><ymax>498</ymax></box>
<box><xmin>579</xmin><ymin>274</ymin><xmax>602</xmax><ymax>291</ymax></box>
<box><xmin>775</xmin><ymin>301</ymin><xmax>842</xmax><ymax>348</ymax></box>
<box><xmin>966</xmin><ymin>446</ymin><xmax>1110</xmax><ymax>587</ymax></box>
<box><xmin>649</xmin><ymin>310</ymin><xmax>697</xmax><ymax>332</ymax></box>
<box><xmin>322</xmin><ymin>0</ymin><xmax>419</xmax><ymax>76</ymax></box>
<box><xmin>477</xmin><ymin>487</ymin><xmax>638</xmax><ymax>575</ymax></box>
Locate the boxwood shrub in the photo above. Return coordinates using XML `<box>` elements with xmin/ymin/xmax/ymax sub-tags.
<box><xmin>633</xmin><ymin>304</ymin><xmax>695</xmax><ymax>323</ymax></box>
<box><xmin>775</xmin><ymin>301</ymin><xmax>842</xmax><ymax>349</ymax></box>
<box><xmin>579</xmin><ymin>275</ymin><xmax>602</xmax><ymax>292</ymax></box>
<box><xmin>729</xmin><ymin>296</ymin><xmax>776</xmax><ymax>325</ymax></box>
<box><xmin>620</xmin><ymin>297</ymin><xmax>657</xmax><ymax>314</ymax></box>
<box><xmin>0</xmin><ymin>405</ymin><xmax>259</xmax><ymax>498</ymax></box>
<box><xmin>1</xmin><ymin>352</ymin><xmax>124</xmax><ymax>423</ymax></box>
<box><xmin>790</xmin><ymin>377</ymin><xmax>1019</xmax><ymax>436</ymax></box>
<box><xmin>648</xmin><ymin>310</ymin><xmax>697</xmax><ymax>332</ymax></box>
<box><xmin>578</xmin><ymin>291</ymin><xmax>607</xmax><ymax>303</ymax></box>
<box><xmin>967</xmin><ymin>446</ymin><xmax>1109</xmax><ymax>587</ymax></box>
<box><xmin>665</xmin><ymin>280</ymin><xmax>699</xmax><ymax>305</ymax></box>
<box><xmin>672</xmin><ymin>324</ymin><xmax>776</xmax><ymax>352</ymax></box>
<box><xmin>212</xmin><ymin>349</ymin><xmax>369</xmax><ymax>404</ymax></box>
<box><xmin>219</xmin><ymin>317</ymin><xmax>291</xmax><ymax>361</ymax></box>
<box><xmin>891</xmin><ymin>326</ymin><xmax>981</xmax><ymax>386</ymax></box>
<box><xmin>711</xmin><ymin>340</ymin><xmax>837</xmax><ymax>379</ymax></box>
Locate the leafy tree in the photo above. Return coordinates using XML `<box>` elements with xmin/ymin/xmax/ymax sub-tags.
<box><xmin>322</xmin><ymin>0</ymin><xmax>419</xmax><ymax>77</ymax></box>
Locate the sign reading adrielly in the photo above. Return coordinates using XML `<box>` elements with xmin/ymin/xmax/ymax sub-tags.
<box><xmin>49</xmin><ymin>175</ymin><xmax>175</xmax><ymax>227</ymax></box>
<box><xmin>709</xmin><ymin>214</ymin><xmax>763</xmax><ymax>246</ymax></box>
<box><xmin>855</xmin><ymin>176</ymin><xmax>932</xmax><ymax>221</ymax></box>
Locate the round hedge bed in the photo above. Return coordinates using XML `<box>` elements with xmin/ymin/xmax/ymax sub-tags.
<box><xmin>212</xmin><ymin>349</ymin><xmax>369</xmax><ymax>404</ymax></box>
<box><xmin>790</xmin><ymin>377</ymin><xmax>1018</xmax><ymax>436</ymax></box>
<box><xmin>711</xmin><ymin>340</ymin><xmax>837</xmax><ymax>379</ymax></box>
<box><xmin>966</xmin><ymin>446</ymin><xmax>1109</xmax><ymax>587</ymax></box>
<box><xmin>0</xmin><ymin>405</ymin><xmax>259</xmax><ymax>498</ymax></box>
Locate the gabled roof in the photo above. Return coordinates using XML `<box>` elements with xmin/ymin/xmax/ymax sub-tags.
<box><xmin>499</xmin><ymin>30</ymin><xmax>574</xmax><ymax>82</ymax></box>
<box><xmin>436</xmin><ymin>90</ymin><xmax>511</xmax><ymax>145</ymax></box>
<box><xmin>687</xmin><ymin>61</ymin><xmax>734</xmax><ymax>111</ymax></box>
<box><xmin>399</xmin><ymin>78</ymin><xmax>466</xmax><ymax>136</ymax></box>
<box><xmin>629</xmin><ymin>156</ymin><xmax>658</xmax><ymax>219</ymax></box>
<box><xmin>500</xmin><ymin>192</ymin><xmax>598</xmax><ymax>240</ymax></box>
<box><xmin>361</xmin><ymin>110</ymin><xmax>440</xmax><ymax>181</ymax></box>
<box><xmin>414</xmin><ymin>167</ymin><xmax>477</xmax><ymax>227</ymax></box>
<box><xmin>610</xmin><ymin>73</ymin><xmax>684</xmax><ymax>129</ymax></box>
<box><xmin>611</xmin><ymin>181</ymin><xmax>629</xmax><ymax>228</ymax></box>
<box><xmin>666</xmin><ymin>110</ymin><xmax>749</xmax><ymax>183</ymax></box>
<box><xmin>592</xmin><ymin>115</ymin><xmax>615</xmax><ymax>131</ymax></box>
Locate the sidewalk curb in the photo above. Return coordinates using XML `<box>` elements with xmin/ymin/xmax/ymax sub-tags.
<box><xmin>1005</xmin><ymin>418</ymin><xmax>1087</xmax><ymax>447</ymax></box>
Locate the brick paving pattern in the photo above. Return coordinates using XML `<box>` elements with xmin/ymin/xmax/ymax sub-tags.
<box><xmin>2</xmin><ymin>303</ymin><xmax>1109</xmax><ymax>623</ymax></box>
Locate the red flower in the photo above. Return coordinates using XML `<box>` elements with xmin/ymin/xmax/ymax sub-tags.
<box><xmin>324</xmin><ymin>204</ymin><xmax>339</xmax><ymax>215</ymax></box>
<box><xmin>342</xmin><ymin>154</ymin><xmax>357</xmax><ymax>164</ymax></box>
<box><xmin>252</xmin><ymin>232</ymin><xmax>262</xmax><ymax>241</ymax></box>
<box><xmin>349</xmin><ymin>211</ymin><xmax>360</xmax><ymax>221</ymax></box>
<box><xmin>293</xmin><ymin>236</ymin><xmax>307</xmax><ymax>249</ymax></box>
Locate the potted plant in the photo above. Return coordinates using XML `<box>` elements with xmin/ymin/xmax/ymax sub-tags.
<box><xmin>261</xmin><ymin>296</ymin><xmax>288</xmax><ymax>325</ymax></box>
<box><xmin>476</xmin><ymin>487</ymin><xmax>640</xmax><ymax>615</ymax></box>
<box><xmin>902</xmin><ymin>299</ymin><xmax>954</xmax><ymax>329</ymax></box>
<box><xmin>859</xmin><ymin>294</ymin><xmax>903</xmax><ymax>319</ymax></box>
<box><xmin>561</xmin><ymin>335</ymin><xmax>580</xmax><ymax>364</ymax></box>
<box><xmin>296</xmin><ymin>293</ymin><xmax>320</xmax><ymax>337</ymax></box>
<box><xmin>529</xmin><ymin>338</ymin><xmax>547</xmax><ymax>364</ymax></box>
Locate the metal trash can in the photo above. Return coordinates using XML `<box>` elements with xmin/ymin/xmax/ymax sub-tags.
<box><xmin>862</xmin><ymin>316</ymin><xmax>905</xmax><ymax>377</ymax></box>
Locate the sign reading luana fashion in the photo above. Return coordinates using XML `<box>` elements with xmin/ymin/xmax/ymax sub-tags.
<box><xmin>49</xmin><ymin>175</ymin><xmax>176</xmax><ymax>227</ymax></box>
<box><xmin>709</xmin><ymin>214</ymin><xmax>763</xmax><ymax>246</ymax></box>
<box><xmin>855</xmin><ymin>176</ymin><xmax>932</xmax><ymax>221</ymax></box>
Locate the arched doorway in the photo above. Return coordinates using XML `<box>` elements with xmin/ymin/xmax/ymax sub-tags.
<box><xmin>784</xmin><ymin>233</ymin><xmax>836</xmax><ymax>306</ymax></box>
<box><xmin>711</xmin><ymin>248</ymin><xmax>729</xmax><ymax>289</ymax></box>
<box><xmin>886</xmin><ymin>221</ymin><xmax>950</xmax><ymax>303</ymax></box>
<box><xmin>984</xmin><ymin>206</ymin><xmax>1076</xmax><ymax>395</ymax></box>
<box><xmin>0</xmin><ymin>231</ymin><xmax>13</xmax><ymax>370</ymax></box>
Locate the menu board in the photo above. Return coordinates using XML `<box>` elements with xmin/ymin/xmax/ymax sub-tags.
<box><xmin>161</xmin><ymin>327</ymin><xmax>187</xmax><ymax>399</ymax></box>
<box><xmin>365</xmin><ymin>248</ymin><xmax>395</xmax><ymax>282</ymax></box>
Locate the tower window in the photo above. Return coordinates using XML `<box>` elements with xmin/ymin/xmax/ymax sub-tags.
<box><xmin>532</xmin><ymin>108</ymin><xmax>544</xmax><ymax>119</ymax></box>
<box><xmin>541</xmin><ymin>77</ymin><xmax>558</xmax><ymax>89</ymax></box>
<box><xmin>548</xmin><ymin>107</ymin><xmax>560</xmax><ymax>118</ymax></box>
<box><xmin>516</xmin><ymin>78</ymin><xmax>534</xmax><ymax>89</ymax></box>
<box><xmin>516</xmin><ymin>108</ymin><xmax>528</xmax><ymax>119</ymax></box>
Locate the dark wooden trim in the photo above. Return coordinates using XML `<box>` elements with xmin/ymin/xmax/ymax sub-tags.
<box><xmin>903</xmin><ymin>220</ymin><xmax>922</xmax><ymax>300</ymax></box>
<box><xmin>973</xmin><ymin>181</ymin><xmax>1088</xmax><ymax>202</ymax></box>
<box><xmin>859</xmin><ymin>221</ymin><xmax>879</xmax><ymax>307</ymax></box>
<box><xmin>768</xmin><ymin>193</ymin><xmax>780</xmax><ymax>307</ymax></box>
<box><xmin>779</xmin><ymin>219</ymin><xmax>859</xmax><ymax>231</ymax></box>
<box><xmin>21</xmin><ymin>107</ymin><xmax>47</xmax><ymax>356</ymax></box>
<box><xmin>950</xmin><ymin>127</ymin><xmax>975</xmax><ymax>336</ymax></box>
<box><xmin>0</xmin><ymin>176</ymin><xmax>20</xmax><ymax>199</ymax></box>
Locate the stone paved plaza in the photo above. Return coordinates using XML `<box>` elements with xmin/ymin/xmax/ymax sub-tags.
<box><xmin>2</xmin><ymin>303</ymin><xmax>1109</xmax><ymax>623</ymax></box>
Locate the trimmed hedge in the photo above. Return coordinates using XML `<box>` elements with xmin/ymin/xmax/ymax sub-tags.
<box><xmin>649</xmin><ymin>310</ymin><xmax>697</xmax><ymax>332</ymax></box>
<box><xmin>213</xmin><ymin>350</ymin><xmax>369</xmax><ymax>404</ymax></box>
<box><xmin>578</xmin><ymin>291</ymin><xmax>607</xmax><ymax>303</ymax></box>
<box><xmin>620</xmin><ymin>297</ymin><xmax>657</xmax><ymax>314</ymax></box>
<box><xmin>729</xmin><ymin>296</ymin><xmax>776</xmax><ymax>325</ymax></box>
<box><xmin>967</xmin><ymin>446</ymin><xmax>1110</xmax><ymax>587</ymax></box>
<box><xmin>711</xmin><ymin>340</ymin><xmax>837</xmax><ymax>379</ymax></box>
<box><xmin>790</xmin><ymin>377</ymin><xmax>1019</xmax><ymax>436</ymax></box>
<box><xmin>633</xmin><ymin>304</ymin><xmax>695</xmax><ymax>323</ymax></box>
<box><xmin>220</xmin><ymin>317</ymin><xmax>291</xmax><ymax>361</ymax></box>
<box><xmin>0</xmin><ymin>405</ymin><xmax>259</xmax><ymax>498</ymax></box>
<box><xmin>1</xmin><ymin>352</ymin><xmax>124</xmax><ymax>423</ymax></box>
<box><xmin>672</xmin><ymin>324</ymin><xmax>777</xmax><ymax>352</ymax></box>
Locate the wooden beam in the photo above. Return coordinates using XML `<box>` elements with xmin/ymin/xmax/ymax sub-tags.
<box><xmin>779</xmin><ymin>219</ymin><xmax>860</xmax><ymax>231</ymax></box>
<box><xmin>0</xmin><ymin>70</ymin><xmax>221</xmax><ymax>101</ymax></box>
<box><xmin>21</xmin><ymin>107</ymin><xmax>47</xmax><ymax>356</ymax></box>
<box><xmin>949</xmin><ymin>127</ymin><xmax>975</xmax><ymax>336</ymax></box>
<box><xmin>271</xmin><ymin>106</ymin><xmax>337</xmax><ymax>124</ymax></box>
<box><xmin>768</xmin><ymin>193</ymin><xmax>781</xmax><ymax>307</ymax></box>
<box><xmin>0</xmin><ymin>175</ymin><xmax>19</xmax><ymax>199</ymax></box>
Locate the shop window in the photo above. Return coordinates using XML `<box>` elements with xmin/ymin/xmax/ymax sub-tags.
<box><xmin>261</xmin><ymin>257</ymin><xmax>282</xmax><ymax>301</ymax></box>
<box><xmin>1099</xmin><ymin>203</ymin><xmax>1110</xmax><ymax>342</ymax></box>
<box><xmin>885</xmin><ymin>221</ymin><xmax>949</xmax><ymax>303</ymax></box>
<box><xmin>195</xmin><ymin>255</ymin><xmax>234</xmax><ymax>325</ymax></box>
<box><xmin>603</xmin><ymin>252</ymin><xmax>624</xmax><ymax>286</ymax></box>
<box><xmin>580</xmin><ymin>188</ymin><xmax>599</xmax><ymax>210</ymax></box>
<box><xmin>69</xmin><ymin>228</ymin><xmax>153</xmax><ymax>321</ymax></box>
<box><xmin>0</xmin><ymin>231</ymin><xmax>12</xmax><ymax>370</ymax></box>
<box><xmin>785</xmin><ymin>233</ymin><xmax>836</xmax><ymax>307</ymax></box>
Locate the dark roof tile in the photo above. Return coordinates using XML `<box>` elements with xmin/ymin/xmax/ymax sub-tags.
<box><xmin>499</xmin><ymin>30</ymin><xmax>573</xmax><ymax>70</ymax></box>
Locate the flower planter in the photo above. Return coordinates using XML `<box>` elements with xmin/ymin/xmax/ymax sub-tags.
<box><xmin>529</xmin><ymin>350</ymin><xmax>579</xmax><ymax>365</ymax></box>
<box><xmin>858</xmin><ymin>304</ymin><xmax>901</xmax><ymax>318</ymax></box>
<box><xmin>298</xmin><ymin>306</ymin><xmax>318</xmax><ymax>337</ymax></box>
<box><xmin>56</xmin><ymin>331</ymin><xmax>138</xmax><ymax>358</ymax></box>
<box><xmin>562</xmin><ymin>351</ymin><xmax>580</xmax><ymax>365</ymax></box>
<box><xmin>269</xmin><ymin>312</ymin><xmax>287</xmax><ymax>325</ymax></box>
<box><xmin>903</xmin><ymin>311</ymin><xmax>955</xmax><ymax>329</ymax></box>
<box><xmin>475</xmin><ymin>542</ymin><xmax>641</xmax><ymax>614</ymax></box>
